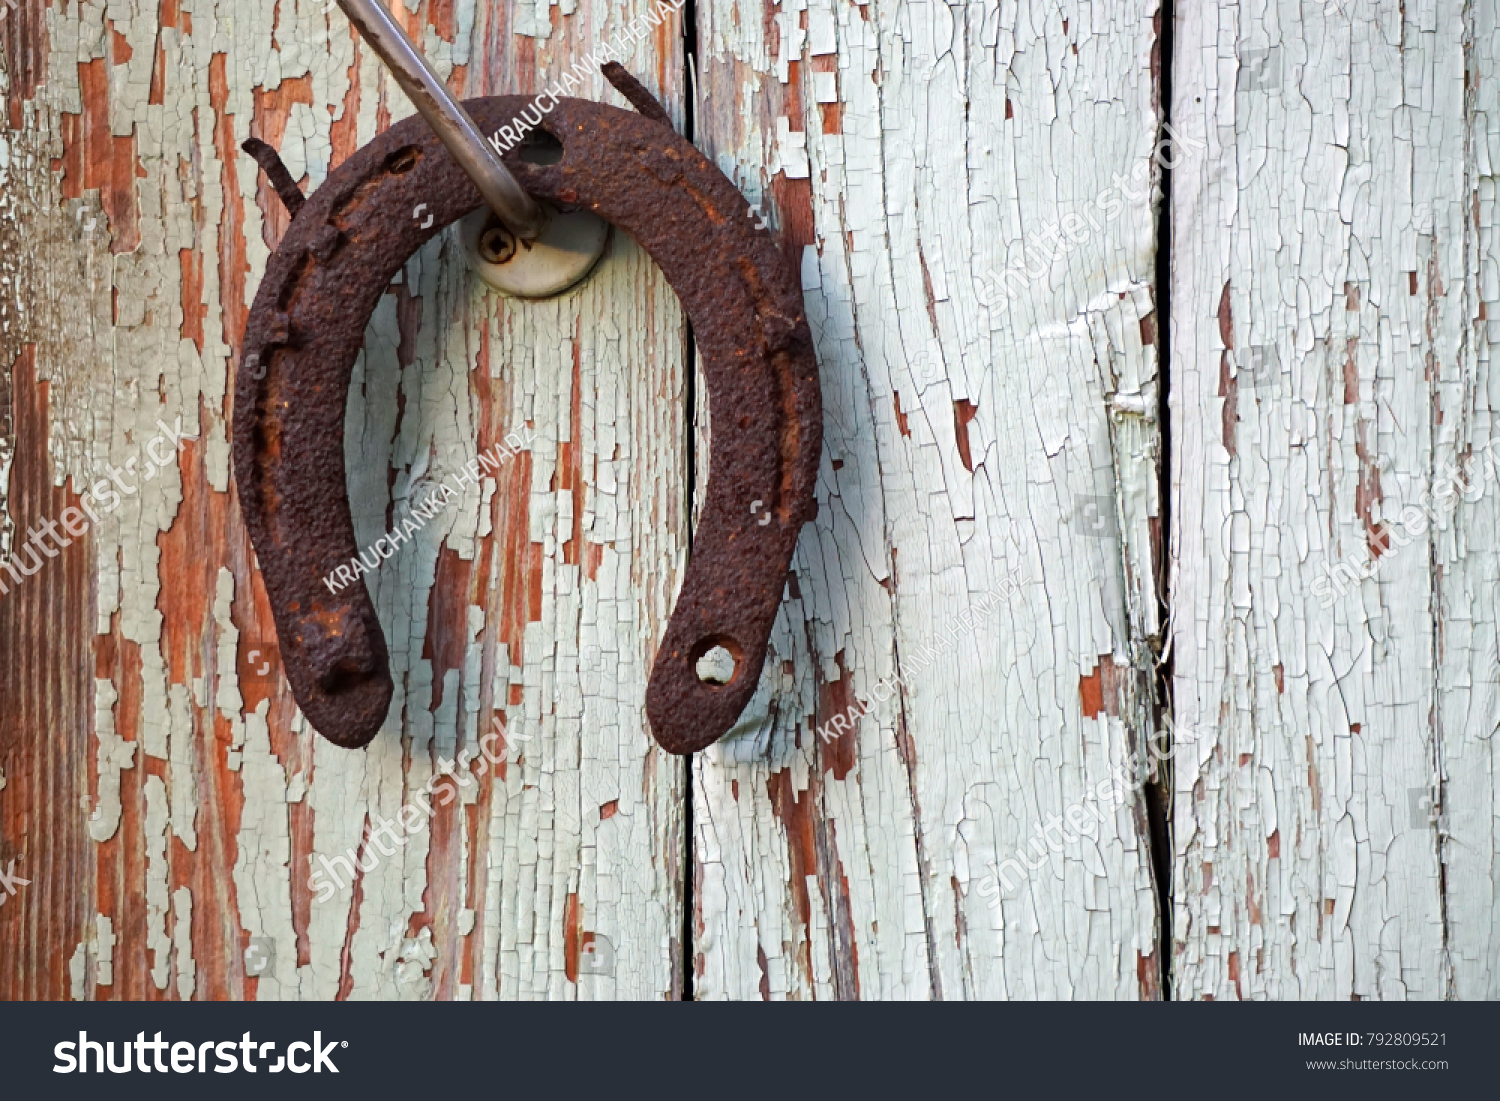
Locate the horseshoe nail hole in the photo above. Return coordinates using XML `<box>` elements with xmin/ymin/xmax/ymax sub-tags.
<box><xmin>384</xmin><ymin>146</ymin><xmax>421</xmax><ymax>175</ymax></box>
<box><xmin>320</xmin><ymin>667</ymin><xmax>368</xmax><ymax>695</ymax></box>
<box><xmin>692</xmin><ymin>639</ymin><xmax>740</xmax><ymax>686</ymax></box>
<box><xmin>518</xmin><ymin>129</ymin><xmax>564</xmax><ymax>165</ymax></box>
<box><xmin>317</xmin><ymin>649</ymin><xmax>378</xmax><ymax>696</ymax></box>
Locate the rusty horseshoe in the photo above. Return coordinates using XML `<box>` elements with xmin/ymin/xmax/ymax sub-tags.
<box><xmin>234</xmin><ymin>70</ymin><xmax>821</xmax><ymax>756</ymax></box>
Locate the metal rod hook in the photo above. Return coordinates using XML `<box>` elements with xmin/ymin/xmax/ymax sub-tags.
<box><xmin>335</xmin><ymin>0</ymin><xmax>548</xmax><ymax>241</ymax></box>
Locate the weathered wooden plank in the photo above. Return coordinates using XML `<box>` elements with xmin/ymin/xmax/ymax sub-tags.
<box><xmin>1169</xmin><ymin>0</ymin><xmax>1496</xmax><ymax>998</ymax></box>
<box><xmin>690</xmin><ymin>0</ymin><xmax>1166</xmax><ymax>998</ymax></box>
<box><xmin>1447</xmin><ymin>0</ymin><xmax>1500</xmax><ymax>1000</ymax></box>
<box><xmin>0</xmin><ymin>0</ymin><xmax>688</xmax><ymax>1000</ymax></box>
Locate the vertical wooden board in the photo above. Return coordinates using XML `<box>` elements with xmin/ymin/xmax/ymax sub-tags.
<box><xmin>691</xmin><ymin>0</ymin><xmax>1166</xmax><ymax>998</ymax></box>
<box><xmin>1447</xmin><ymin>0</ymin><xmax>1500</xmax><ymax>1000</ymax></box>
<box><xmin>1169</xmin><ymin>0</ymin><xmax>1496</xmax><ymax>998</ymax></box>
<box><xmin>0</xmin><ymin>0</ymin><xmax>688</xmax><ymax>1000</ymax></box>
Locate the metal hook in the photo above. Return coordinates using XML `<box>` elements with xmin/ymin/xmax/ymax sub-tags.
<box><xmin>333</xmin><ymin>0</ymin><xmax>547</xmax><ymax>241</ymax></box>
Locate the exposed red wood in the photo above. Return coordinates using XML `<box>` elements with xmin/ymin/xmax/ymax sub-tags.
<box><xmin>457</xmin><ymin>793</ymin><xmax>485</xmax><ymax>991</ymax></box>
<box><xmin>97</xmin><ymin>632</ymin><xmax>146</xmax><ymax>999</ymax></box>
<box><xmin>1137</xmin><ymin>949</ymin><xmax>1160</xmax><ymax>999</ymax></box>
<box><xmin>154</xmin><ymin>435</ymin><xmax>214</xmax><ymax>688</ymax></box>
<box><xmin>376</xmin><ymin>90</ymin><xmax>391</xmax><ymax>137</ymax></box>
<box><xmin>765</xmin><ymin>768</ymin><xmax>860</xmax><ymax>998</ymax></box>
<box><xmin>58</xmin><ymin>58</ymin><xmax>141</xmax><ymax>252</ymax></box>
<box><xmin>815</xmin><ymin>652</ymin><xmax>858</xmax><ymax>781</ymax></box>
<box><xmin>1079</xmin><ymin>655</ymin><xmax>1122</xmax><ymax>720</ymax></box>
<box><xmin>527</xmin><ymin>535</ymin><xmax>543</xmax><ymax>623</ymax></box>
<box><xmin>767</xmin><ymin>769</ymin><xmax>816</xmax><ymax>927</ymax></box>
<box><xmin>1245</xmin><ymin>865</ymin><xmax>1265</xmax><ymax>929</ymax></box>
<box><xmin>57</xmin><ymin>111</ymin><xmax>82</xmax><ymax>201</ymax></box>
<box><xmin>1219</xmin><ymin>350</ymin><xmax>1237</xmax><ymax>455</ymax></box>
<box><xmin>210</xmin><ymin>53</ymin><xmax>250</xmax><ymax>375</ymax></box>
<box><xmin>558</xmin><ymin>334</ymin><xmax>585</xmax><ymax>566</ymax></box>
<box><xmin>417</xmin><ymin>754</ymin><xmax>469</xmax><ymax>999</ymax></box>
<box><xmin>953</xmin><ymin>399</ymin><xmax>977</xmax><ymax>472</ymax></box>
<box><xmin>335</xmin><ymin>818</ymin><xmax>372</xmax><ymax>1000</ymax></box>
<box><xmin>179</xmin><ymin>248</ymin><xmax>206</xmax><ymax>352</ymax></box>
<box><xmin>249</xmin><ymin>74</ymin><xmax>316</xmax><ymax>246</ymax></box>
<box><xmin>329</xmin><ymin>35</ymin><xmax>363</xmax><ymax>168</ymax></box>
<box><xmin>893</xmin><ymin>391</ymin><xmax>910</xmax><ymax>437</ymax></box>
<box><xmin>0</xmin><ymin>349</ymin><xmax>94</xmax><ymax>1001</ymax></box>
<box><xmin>110</xmin><ymin>25</ymin><xmax>132</xmax><ymax>63</ymax></box>
<box><xmin>812</xmin><ymin>57</ymin><xmax>841</xmax><ymax>134</ymax></box>
<box><xmin>2</xmin><ymin>0</ymin><xmax>50</xmax><ymax>122</ymax></box>
<box><xmin>772</xmin><ymin>175</ymin><xmax>815</xmax><ymax>251</ymax></box>
<box><xmin>563</xmin><ymin>891</ymin><xmax>582</xmax><ymax>982</ymax></box>
<box><xmin>1217</xmin><ymin>281</ymin><xmax>1234</xmax><ymax>349</ymax></box>
<box><xmin>428</xmin><ymin>0</ymin><xmax>458</xmax><ymax>41</ymax></box>
<box><xmin>1343</xmin><ymin>335</ymin><xmax>1359</xmax><ymax>404</ymax></box>
<box><xmin>424</xmin><ymin>546</ymin><xmax>475</xmax><ymax>711</ymax></box>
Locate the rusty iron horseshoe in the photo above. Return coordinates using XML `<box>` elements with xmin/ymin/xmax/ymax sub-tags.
<box><xmin>234</xmin><ymin>74</ymin><xmax>821</xmax><ymax>756</ymax></box>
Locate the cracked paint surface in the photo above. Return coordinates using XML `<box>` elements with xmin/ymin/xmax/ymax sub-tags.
<box><xmin>1171</xmin><ymin>1</ymin><xmax>1498</xmax><ymax>998</ymax></box>
<box><xmin>690</xmin><ymin>0</ymin><xmax>1165</xmax><ymax>998</ymax></box>
<box><xmin>0</xmin><ymin>0</ymin><xmax>687</xmax><ymax>999</ymax></box>
<box><xmin>12</xmin><ymin>0</ymin><xmax>1488</xmax><ymax>1005</ymax></box>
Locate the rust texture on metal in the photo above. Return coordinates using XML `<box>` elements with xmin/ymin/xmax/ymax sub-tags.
<box><xmin>235</xmin><ymin>82</ymin><xmax>822</xmax><ymax>755</ymax></box>
<box><xmin>242</xmin><ymin>137</ymin><xmax>307</xmax><ymax>219</ymax></box>
<box><xmin>597</xmin><ymin>62</ymin><xmax>675</xmax><ymax>131</ymax></box>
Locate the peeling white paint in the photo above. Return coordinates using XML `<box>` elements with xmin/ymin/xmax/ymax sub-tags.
<box><xmin>172</xmin><ymin>887</ymin><xmax>196</xmax><ymax>1000</ymax></box>
<box><xmin>95</xmin><ymin>915</ymin><xmax>115</xmax><ymax>988</ymax></box>
<box><xmin>0</xmin><ymin>0</ymin><xmax>691</xmax><ymax>1001</ymax></box>
<box><xmin>145</xmin><ymin>775</ymin><xmax>172</xmax><ymax>989</ymax></box>
<box><xmin>15</xmin><ymin>0</ymin><xmax>1489</xmax><ymax>1006</ymax></box>
<box><xmin>693</xmin><ymin>0</ymin><xmax>1165</xmax><ymax>998</ymax></box>
<box><xmin>68</xmin><ymin>942</ymin><xmax>88</xmax><ymax>1001</ymax></box>
<box><xmin>89</xmin><ymin>679</ymin><xmax>133</xmax><ymax>843</ymax></box>
<box><xmin>1170</xmin><ymin>0</ymin><xmax>1496</xmax><ymax>999</ymax></box>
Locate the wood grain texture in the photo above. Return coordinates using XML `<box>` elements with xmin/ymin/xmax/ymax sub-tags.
<box><xmin>689</xmin><ymin>0</ymin><xmax>1167</xmax><ymax>998</ymax></box>
<box><xmin>1169</xmin><ymin>0</ymin><xmax>1497</xmax><ymax>998</ymax></box>
<box><xmin>0</xmin><ymin>0</ymin><xmax>688</xmax><ymax>1000</ymax></box>
<box><xmin>18</xmin><ymin>0</ymin><xmax>1485</xmax><ymax>1006</ymax></box>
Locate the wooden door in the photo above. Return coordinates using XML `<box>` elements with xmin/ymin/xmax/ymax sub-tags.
<box><xmin>0</xmin><ymin>0</ymin><xmax>1491</xmax><ymax>1001</ymax></box>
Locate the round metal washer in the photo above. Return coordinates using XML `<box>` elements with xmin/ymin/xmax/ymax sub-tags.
<box><xmin>460</xmin><ymin>204</ymin><xmax>610</xmax><ymax>298</ymax></box>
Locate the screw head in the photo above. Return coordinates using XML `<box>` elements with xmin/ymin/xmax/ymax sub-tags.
<box><xmin>477</xmin><ymin>220</ymin><xmax>517</xmax><ymax>265</ymax></box>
